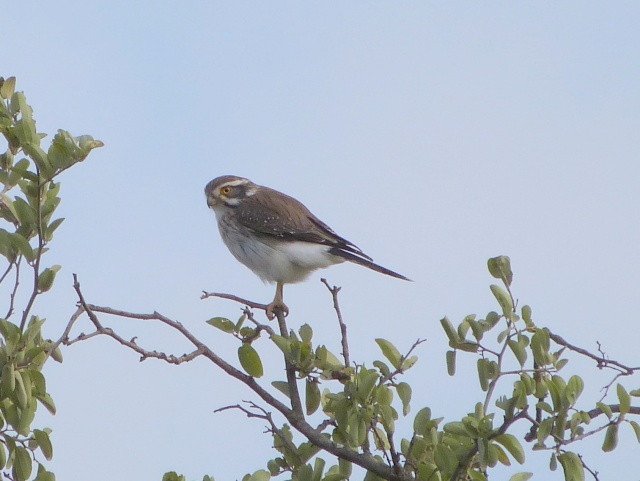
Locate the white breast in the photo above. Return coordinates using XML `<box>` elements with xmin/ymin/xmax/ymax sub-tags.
<box><xmin>214</xmin><ymin>209</ymin><xmax>344</xmax><ymax>284</ymax></box>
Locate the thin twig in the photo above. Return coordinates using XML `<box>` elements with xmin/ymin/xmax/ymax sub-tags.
<box><xmin>321</xmin><ymin>278</ymin><xmax>350</xmax><ymax>367</ymax></box>
<box><xmin>275</xmin><ymin>308</ymin><xmax>304</xmax><ymax>417</ymax></box>
<box><xmin>547</xmin><ymin>329</ymin><xmax>639</xmax><ymax>375</ymax></box>
<box><xmin>201</xmin><ymin>291</ymin><xmax>268</xmax><ymax>311</ymax></box>
<box><xmin>5</xmin><ymin>258</ymin><xmax>21</xmax><ymax>320</ymax></box>
<box><xmin>216</xmin><ymin>401</ymin><xmax>302</xmax><ymax>466</ymax></box>
<box><xmin>20</xmin><ymin>178</ymin><xmax>46</xmax><ymax>331</ymax></box>
<box><xmin>579</xmin><ymin>453</ymin><xmax>600</xmax><ymax>481</ymax></box>
<box><xmin>45</xmin><ymin>305</ymin><xmax>84</xmax><ymax>362</ymax></box>
<box><xmin>244</xmin><ymin>308</ymin><xmax>277</xmax><ymax>337</ymax></box>
<box><xmin>0</xmin><ymin>262</ymin><xmax>12</xmax><ymax>287</ymax></box>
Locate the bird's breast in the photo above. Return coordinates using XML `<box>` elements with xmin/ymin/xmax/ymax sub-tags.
<box><xmin>215</xmin><ymin>212</ymin><xmax>344</xmax><ymax>284</ymax></box>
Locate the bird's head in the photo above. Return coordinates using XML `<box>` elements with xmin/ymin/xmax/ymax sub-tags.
<box><xmin>205</xmin><ymin>175</ymin><xmax>258</xmax><ymax>209</ymax></box>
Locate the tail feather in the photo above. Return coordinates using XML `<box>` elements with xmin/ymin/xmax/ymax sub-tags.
<box><xmin>329</xmin><ymin>248</ymin><xmax>411</xmax><ymax>281</ymax></box>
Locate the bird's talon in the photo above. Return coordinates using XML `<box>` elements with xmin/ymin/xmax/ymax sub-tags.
<box><xmin>266</xmin><ymin>301</ymin><xmax>289</xmax><ymax>321</ymax></box>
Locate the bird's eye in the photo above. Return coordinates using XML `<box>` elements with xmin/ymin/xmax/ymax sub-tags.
<box><xmin>220</xmin><ymin>186</ymin><xmax>232</xmax><ymax>195</ymax></box>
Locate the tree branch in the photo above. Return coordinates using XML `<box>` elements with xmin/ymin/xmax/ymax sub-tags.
<box><xmin>201</xmin><ymin>291</ymin><xmax>269</xmax><ymax>312</ymax></box>
<box><xmin>321</xmin><ymin>278</ymin><xmax>350</xmax><ymax>367</ymax></box>
<box><xmin>71</xmin><ymin>275</ymin><xmax>408</xmax><ymax>481</ymax></box>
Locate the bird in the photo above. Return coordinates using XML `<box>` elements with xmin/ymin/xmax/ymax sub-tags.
<box><xmin>205</xmin><ymin>175</ymin><xmax>410</xmax><ymax>319</ymax></box>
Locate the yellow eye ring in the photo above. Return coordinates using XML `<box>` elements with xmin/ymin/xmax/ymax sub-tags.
<box><xmin>220</xmin><ymin>186</ymin><xmax>232</xmax><ymax>195</ymax></box>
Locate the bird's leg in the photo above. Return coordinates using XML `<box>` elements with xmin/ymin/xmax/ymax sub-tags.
<box><xmin>266</xmin><ymin>281</ymin><xmax>289</xmax><ymax>320</ymax></box>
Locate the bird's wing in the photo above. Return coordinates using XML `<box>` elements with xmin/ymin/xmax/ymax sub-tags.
<box><xmin>235</xmin><ymin>187</ymin><xmax>373</xmax><ymax>260</ymax></box>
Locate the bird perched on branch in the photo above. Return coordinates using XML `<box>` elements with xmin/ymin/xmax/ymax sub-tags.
<box><xmin>205</xmin><ymin>175</ymin><xmax>410</xmax><ymax>319</ymax></box>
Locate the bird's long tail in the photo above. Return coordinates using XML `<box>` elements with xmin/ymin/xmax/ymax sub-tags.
<box><xmin>329</xmin><ymin>248</ymin><xmax>411</xmax><ymax>281</ymax></box>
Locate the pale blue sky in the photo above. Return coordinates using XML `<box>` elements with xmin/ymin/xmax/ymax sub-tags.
<box><xmin>2</xmin><ymin>2</ymin><xmax>640</xmax><ymax>480</ymax></box>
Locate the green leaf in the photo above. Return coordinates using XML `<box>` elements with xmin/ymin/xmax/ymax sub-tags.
<box><xmin>596</xmin><ymin>402</ymin><xmax>613</xmax><ymax>420</ymax></box>
<box><xmin>375</xmin><ymin>338</ymin><xmax>402</xmax><ymax>369</ymax></box>
<box><xmin>14</xmin><ymin>371</ymin><xmax>29</xmax><ymax>409</ymax></box>
<box><xmin>401</xmin><ymin>355</ymin><xmax>418</xmax><ymax>371</ymax></box>
<box><xmin>271</xmin><ymin>335</ymin><xmax>292</xmax><ymax>361</ymax></box>
<box><xmin>396</xmin><ymin>382</ymin><xmax>412</xmax><ymax>416</ymax></box>
<box><xmin>373</xmin><ymin>360</ymin><xmax>391</xmax><ymax>378</ymax></box>
<box><xmin>566</xmin><ymin>375</ymin><xmax>584</xmax><ymax>405</ymax></box>
<box><xmin>557</xmin><ymin>452</ymin><xmax>584</xmax><ymax>481</ymax></box>
<box><xmin>602</xmin><ymin>423</ymin><xmax>618</xmax><ymax>452</ymax></box>
<box><xmin>477</xmin><ymin>358</ymin><xmax>490</xmax><ymax>392</ymax></box>
<box><xmin>484</xmin><ymin>311</ymin><xmax>501</xmax><ymax>328</ymax></box>
<box><xmin>434</xmin><ymin>444</ymin><xmax>458</xmax><ymax>477</ymax></box>
<box><xmin>0</xmin><ymin>77</ymin><xmax>16</xmax><ymax>99</ymax></box>
<box><xmin>440</xmin><ymin>317</ymin><xmax>459</xmax><ymax>344</ymax></box>
<box><xmin>0</xmin><ymin>442</ymin><xmax>5</xmax><ymax>469</ymax></box>
<box><xmin>238</xmin><ymin>344</ymin><xmax>263</xmax><ymax>378</ymax></box>
<box><xmin>23</xmin><ymin>143</ymin><xmax>53</xmax><ymax>177</ymax></box>
<box><xmin>531</xmin><ymin>329</ymin><xmax>550</xmax><ymax>365</ymax></box>
<box><xmin>416</xmin><ymin>464</ymin><xmax>440</xmax><ymax>481</ymax></box>
<box><xmin>50</xmin><ymin>345</ymin><xmax>63</xmax><ymax>363</ymax></box>
<box><xmin>468</xmin><ymin>471</ymin><xmax>488</xmax><ymax>481</ymax></box>
<box><xmin>162</xmin><ymin>473</ymin><xmax>185</xmax><ymax>481</ymax></box>
<box><xmin>1</xmin><ymin>363</ymin><xmax>15</xmax><ymax>396</ymax></box>
<box><xmin>356</xmin><ymin>368</ymin><xmax>379</xmax><ymax>402</ymax></box>
<box><xmin>413</xmin><ymin>407</ymin><xmax>432</xmax><ymax>436</ymax></box>
<box><xmin>75</xmin><ymin>134</ymin><xmax>104</xmax><ymax>152</ymax></box>
<box><xmin>509</xmin><ymin>473</ymin><xmax>533</xmax><ymax>481</ymax></box>
<box><xmin>37</xmin><ymin>265</ymin><xmax>61</xmax><ymax>292</ymax></box>
<box><xmin>44</xmin><ymin>217</ymin><xmax>65</xmax><ymax>241</ymax></box>
<box><xmin>446</xmin><ymin>350</ymin><xmax>456</xmax><ymax>376</ymax></box>
<box><xmin>323</xmin><ymin>475</ymin><xmax>348</xmax><ymax>481</ymax></box>
<box><xmin>9</xmin><ymin>233</ymin><xmax>34</xmax><ymax>261</ymax></box>
<box><xmin>456</xmin><ymin>341</ymin><xmax>479</xmax><ymax>353</ymax></box>
<box><xmin>13</xmin><ymin>446</ymin><xmax>32</xmax><ymax>481</ymax></box>
<box><xmin>487</xmin><ymin>255</ymin><xmax>513</xmax><ymax>286</ymax></box>
<box><xmin>247</xmin><ymin>470</ymin><xmax>270</xmax><ymax>481</ymax></box>
<box><xmin>493</xmin><ymin>434</ymin><xmax>525</xmax><ymax>464</ymax></box>
<box><xmin>507</xmin><ymin>339</ymin><xmax>527</xmax><ymax>366</ymax></box>
<box><xmin>36</xmin><ymin>392</ymin><xmax>56</xmax><ymax>415</ymax></box>
<box><xmin>272</xmin><ymin>381</ymin><xmax>290</xmax><ymax>398</ymax></box>
<box><xmin>16</xmin><ymin>400</ymin><xmax>35</xmax><ymax>436</ymax></box>
<box><xmin>310</xmin><ymin>457</ymin><xmax>325</xmax><ymax>481</ymax></box>
<box><xmin>34</xmin><ymin>429</ymin><xmax>53</xmax><ymax>460</ymax></box>
<box><xmin>14</xmin><ymin>194</ymin><xmax>36</xmax><ymax>222</ymax></box>
<box><xmin>521</xmin><ymin>305</ymin><xmax>532</xmax><ymax>324</ymax></box>
<box><xmin>305</xmin><ymin>379</ymin><xmax>320</xmax><ymax>415</ymax></box>
<box><xmin>299</xmin><ymin>324</ymin><xmax>313</xmax><ymax>343</ymax></box>
<box><xmin>206</xmin><ymin>317</ymin><xmax>235</xmax><ymax>333</ymax></box>
<box><xmin>617</xmin><ymin>384</ymin><xmax>631</xmax><ymax>415</ymax></box>
<box><xmin>630</xmin><ymin>420</ymin><xmax>640</xmax><ymax>443</ymax></box>
<box><xmin>338</xmin><ymin>458</ymin><xmax>352</xmax><ymax>477</ymax></box>
<box><xmin>490</xmin><ymin>284</ymin><xmax>513</xmax><ymax>316</ymax></box>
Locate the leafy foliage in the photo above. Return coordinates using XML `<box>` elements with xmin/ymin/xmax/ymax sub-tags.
<box><xmin>67</xmin><ymin>254</ymin><xmax>640</xmax><ymax>480</ymax></box>
<box><xmin>0</xmin><ymin>76</ymin><xmax>102</xmax><ymax>481</ymax></box>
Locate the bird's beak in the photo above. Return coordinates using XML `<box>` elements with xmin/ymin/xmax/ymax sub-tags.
<box><xmin>207</xmin><ymin>196</ymin><xmax>217</xmax><ymax>208</ymax></box>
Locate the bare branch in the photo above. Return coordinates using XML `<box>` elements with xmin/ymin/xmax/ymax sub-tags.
<box><xmin>216</xmin><ymin>401</ymin><xmax>302</xmax><ymax>466</ymax></box>
<box><xmin>45</xmin><ymin>305</ymin><xmax>84</xmax><ymax>362</ymax></box>
<box><xmin>275</xmin><ymin>309</ymin><xmax>304</xmax><ymax>417</ymax></box>
<box><xmin>5</xmin><ymin>258</ymin><xmax>21</xmax><ymax>320</ymax></box>
<box><xmin>547</xmin><ymin>329</ymin><xmax>640</xmax><ymax>375</ymax></box>
<box><xmin>321</xmin><ymin>278</ymin><xmax>350</xmax><ymax>367</ymax></box>
<box><xmin>201</xmin><ymin>291</ymin><xmax>268</xmax><ymax>312</ymax></box>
